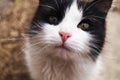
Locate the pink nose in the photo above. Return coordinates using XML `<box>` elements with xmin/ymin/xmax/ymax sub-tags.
<box><xmin>59</xmin><ymin>32</ymin><xmax>71</xmax><ymax>43</ymax></box>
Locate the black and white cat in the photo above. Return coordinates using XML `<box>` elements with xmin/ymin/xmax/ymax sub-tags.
<box><xmin>24</xmin><ymin>0</ymin><xmax>113</xmax><ymax>80</ymax></box>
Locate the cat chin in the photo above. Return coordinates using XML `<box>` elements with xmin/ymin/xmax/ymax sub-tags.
<box><xmin>38</xmin><ymin>45</ymin><xmax>87</xmax><ymax>61</ymax></box>
<box><xmin>49</xmin><ymin>50</ymin><xmax>76</xmax><ymax>61</ymax></box>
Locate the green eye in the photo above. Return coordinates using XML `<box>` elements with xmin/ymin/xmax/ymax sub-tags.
<box><xmin>78</xmin><ymin>23</ymin><xmax>90</xmax><ymax>30</ymax></box>
<box><xmin>49</xmin><ymin>16</ymin><xmax>58</xmax><ymax>24</ymax></box>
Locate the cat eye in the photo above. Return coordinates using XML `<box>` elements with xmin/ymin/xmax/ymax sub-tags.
<box><xmin>78</xmin><ymin>23</ymin><xmax>90</xmax><ymax>30</ymax></box>
<box><xmin>49</xmin><ymin>16</ymin><xmax>58</xmax><ymax>24</ymax></box>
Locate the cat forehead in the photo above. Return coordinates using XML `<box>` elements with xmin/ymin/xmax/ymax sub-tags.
<box><xmin>58</xmin><ymin>1</ymin><xmax>83</xmax><ymax>30</ymax></box>
<box><xmin>39</xmin><ymin>0</ymin><xmax>95</xmax><ymax>12</ymax></box>
<box><xmin>40</xmin><ymin>0</ymin><xmax>94</xmax><ymax>3</ymax></box>
<box><xmin>39</xmin><ymin>0</ymin><xmax>86</xmax><ymax>14</ymax></box>
<box><xmin>64</xmin><ymin>1</ymin><xmax>82</xmax><ymax>19</ymax></box>
<box><xmin>39</xmin><ymin>0</ymin><xmax>86</xmax><ymax>7</ymax></box>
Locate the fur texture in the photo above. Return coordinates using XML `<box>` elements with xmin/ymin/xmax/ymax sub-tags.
<box><xmin>24</xmin><ymin>0</ymin><xmax>113</xmax><ymax>80</ymax></box>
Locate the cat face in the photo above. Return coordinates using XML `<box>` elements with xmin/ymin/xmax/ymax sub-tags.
<box><xmin>27</xmin><ymin>0</ymin><xmax>112</xmax><ymax>61</ymax></box>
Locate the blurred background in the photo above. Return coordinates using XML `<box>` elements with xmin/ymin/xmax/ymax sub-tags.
<box><xmin>0</xmin><ymin>0</ymin><xmax>120</xmax><ymax>80</ymax></box>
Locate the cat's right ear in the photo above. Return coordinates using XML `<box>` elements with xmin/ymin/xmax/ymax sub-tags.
<box><xmin>38</xmin><ymin>0</ymin><xmax>46</xmax><ymax>4</ymax></box>
<box><xmin>95</xmin><ymin>0</ymin><xmax>113</xmax><ymax>13</ymax></box>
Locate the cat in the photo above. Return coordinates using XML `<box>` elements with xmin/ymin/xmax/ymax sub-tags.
<box><xmin>24</xmin><ymin>0</ymin><xmax>113</xmax><ymax>80</ymax></box>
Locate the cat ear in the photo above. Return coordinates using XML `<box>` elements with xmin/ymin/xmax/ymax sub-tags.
<box><xmin>95</xmin><ymin>0</ymin><xmax>113</xmax><ymax>13</ymax></box>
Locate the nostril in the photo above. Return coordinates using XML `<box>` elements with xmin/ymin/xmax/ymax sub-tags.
<box><xmin>66</xmin><ymin>34</ymin><xmax>71</xmax><ymax>38</ymax></box>
<box><xmin>59</xmin><ymin>32</ymin><xmax>71</xmax><ymax>43</ymax></box>
<box><xmin>59</xmin><ymin>32</ymin><xmax>71</xmax><ymax>38</ymax></box>
<box><xmin>59</xmin><ymin>32</ymin><xmax>63</xmax><ymax>37</ymax></box>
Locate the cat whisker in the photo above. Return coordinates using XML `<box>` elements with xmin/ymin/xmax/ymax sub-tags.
<box><xmin>25</xmin><ymin>30</ymin><xmax>40</xmax><ymax>35</ymax></box>
<box><xmin>82</xmin><ymin>0</ymin><xmax>88</xmax><ymax>11</ymax></box>
<box><xmin>60</xmin><ymin>0</ymin><xmax>63</xmax><ymax>4</ymax></box>
<box><xmin>23</xmin><ymin>42</ymin><xmax>49</xmax><ymax>52</ymax></box>
<box><xmin>89</xmin><ymin>40</ymin><xmax>116</xmax><ymax>59</ymax></box>
<box><xmin>32</xmin><ymin>21</ymin><xmax>42</xmax><ymax>29</ymax></box>
<box><xmin>24</xmin><ymin>44</ymin><xmax>50</xmax><ymax>57</ymax></box>
<box><xmin>53</xmin><ymin>0</ymin><xmax>60</xmax><ymax>9</ymax></box>
<box><xmin>84</xmin><ymin>0</ymin><xmax>101</xmax><ymax>13</ymax></box>
<box><xmin>91</xmin><ymin>47</ymin><xmax>116</xmax><ymax>60</ymax></box>
<box><xmin>39</xmin><ymin>5</ymin><xmax>57</xmax><ymax>11</ymax></box>
<box><xmin>23</xmin><ymin>21</ymin><xmax>42</xmax><ymax>36</ymax></box>
<box><xmin>28</xmin><ymin>41</ymin><xmax>46</xmax><ymax>48</ymax></box>
<box><xmin>82</xmin><ymin>16</ymin><xmax>104</xmax><ymax>24</ymax></box>
<box><xmin>90</xmin><ymin>15</ymin><xmax>105</xmax><ymax>20</ymax></box>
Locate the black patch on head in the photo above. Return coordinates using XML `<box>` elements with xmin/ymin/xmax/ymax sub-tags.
<box><xmin>78</xmin><ymin>0</ymin><xmax>113</xmax><ymax>61</ymax></box>
<box><xmin>28</xmin><ymin>0</ymin><xmax>73</xmax><ymax>35</ymax></box>
<box><xmin>28</xmin><ymin>0</ymin><xmax>113</xmax><ymax>61</ymax></box>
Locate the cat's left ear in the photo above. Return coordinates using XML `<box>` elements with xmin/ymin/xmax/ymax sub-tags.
<box><xmin>95</xmin><ymin>0</ymin><xmax>113</xmax><ymax>13</ymax></box>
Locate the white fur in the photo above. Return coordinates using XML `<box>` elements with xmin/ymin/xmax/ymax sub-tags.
<box><xmin>25</xmin><ymin>1</ymin><xmax>99</xmax><ymax>80</ymax></box>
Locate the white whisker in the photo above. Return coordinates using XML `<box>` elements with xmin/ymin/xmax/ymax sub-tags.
<box><xmin>91</xmin><ymin>15</ymin><xmax>105</xmax><ymax>19</ymax></box>
<box><xmin>53</xmin><ymin>0</ymin><xmax>59</xmax><ymax>9</ymax></box>
<box><xmin>84</xmin><ymin>0</ymin><xmax>101</xmax><ymax>13</ymax></box>
<box><xmin>40</xmin><ymin>5</ymin><xmax>57</xmax><ymax>11</ymax></box>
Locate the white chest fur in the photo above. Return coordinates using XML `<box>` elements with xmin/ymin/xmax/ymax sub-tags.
<box><xmin>25</xmin><ymin>49</ymin><xmax>100</xmax><ymax>80</ymax></box>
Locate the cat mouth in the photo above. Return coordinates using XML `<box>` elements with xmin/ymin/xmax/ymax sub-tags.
<box><xmin>55</xmin><ymin>45</ymin><xmax>71</xmax><ymax>52</ymax></box>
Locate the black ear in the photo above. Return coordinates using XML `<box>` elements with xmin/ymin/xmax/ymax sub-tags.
<box><xmin>95</xmin><ymin>0</ymin><xmax>113</xmax><ymax>13</ymax></box>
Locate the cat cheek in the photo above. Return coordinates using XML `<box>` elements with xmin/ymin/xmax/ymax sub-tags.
<box><xmin>66</xmin><ymin>31</ymin><xmax>92</xmax><ymax>52</ymax></box>
<box><xmin>42</xmin><ymin>26</ymin><xmax>62</xmax><ymax>45</ymax></box>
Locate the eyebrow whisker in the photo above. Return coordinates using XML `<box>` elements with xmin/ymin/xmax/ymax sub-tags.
<box><xmin>53</xmin><ymin>0</ymin><xmax>60</xmax><ymax>9</ymax></box>
<box><xmin>39</xmin><ymin>5</ymin><xmax>57</xmax><ymax>11</ymax></box>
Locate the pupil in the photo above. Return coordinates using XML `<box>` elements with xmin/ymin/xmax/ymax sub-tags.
<box><xmin>53</xmin><ymin>17</ymin><xmax>57</xmax><ymax>22</ymax></box>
